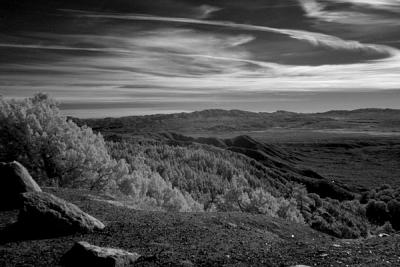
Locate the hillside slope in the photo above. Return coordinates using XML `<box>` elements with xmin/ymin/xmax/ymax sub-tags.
<box><xmin>159</xmin><ymin>133</ymin><xmax>356</xmax><ymax>200</ymax></box>
<box><xmin>1</xmin><ymin>188</ymin><xmax>400</xmax><ymax>267</ymax></box>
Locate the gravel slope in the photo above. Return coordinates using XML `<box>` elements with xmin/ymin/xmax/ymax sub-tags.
<box><xmin>1</xmin><ymin>188</ymin><xmax>400</xmax><ymax>266</ymax></box>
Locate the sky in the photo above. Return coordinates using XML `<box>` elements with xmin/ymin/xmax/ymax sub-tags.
<box><xmin>0</xmin><ymin>0</ymin><xmax>399</xmax><ymax>117</ymax></box>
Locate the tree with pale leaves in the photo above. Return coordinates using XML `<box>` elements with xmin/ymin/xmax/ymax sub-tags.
<box><xmin>0</xmin><ymin>94</ymin><xmax>203</xmax><ymax>212</ymax></box>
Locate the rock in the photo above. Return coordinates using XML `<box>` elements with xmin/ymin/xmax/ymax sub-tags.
<box><xmin>178</xmin><ymin>260</ymin><xmax>195</xmax><ymax>267</ymax></box>
<box><xmin>226</xmin><ymin>222</ymin><xmax>237</xmax><ymax>228</ymax></box>
<box><xmin>61</xmin><ymin>241</ymin><xmax>141</xmax><ymax>267</ymax></box>
<box><xmin>18</xmin><ymin>192</ymin><xmax>105</xmax><ymax>236</ymax></box>
<box><xmin>0</xmin><ymin>161</ymin><xmax>41</xmax><ymax>209</ymax></box>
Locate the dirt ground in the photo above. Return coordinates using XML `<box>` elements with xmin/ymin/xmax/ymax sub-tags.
<box><xmin>1</xmin><ymin>188</ymin><xmax>400</xmax><ymax>267</ymax></box>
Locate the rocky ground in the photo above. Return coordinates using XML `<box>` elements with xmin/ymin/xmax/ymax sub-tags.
<box><xmin>1</xmin><ymin>188</ymin><xmax>400</xmax><ymax>266</ymax></box>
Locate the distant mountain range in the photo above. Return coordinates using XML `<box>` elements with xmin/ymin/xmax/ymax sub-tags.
<box><xmin>76</xmin><ymin>108</ymin><xmax>400</xmax><ymax>136</ymax></box>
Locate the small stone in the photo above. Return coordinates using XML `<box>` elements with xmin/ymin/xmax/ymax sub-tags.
<box><xmin>227</xmin><ymin>222</ymin><xmax>237</xmax><ymax>228</ymax></box>
<box><xmin>179</xmin><ymin>260</ymin><xmax>195</xmax><ymax>267</ymax></box>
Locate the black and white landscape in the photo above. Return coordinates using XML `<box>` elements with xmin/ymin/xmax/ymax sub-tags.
<box><xmin>1</xmin><ymin>1</ymin><xmax>400</xmax><ymax>266</ymax></box>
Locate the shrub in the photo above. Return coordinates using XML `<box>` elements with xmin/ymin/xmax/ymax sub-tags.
<box><xmin>376</xmin><ymin>188</ymin><xmax>394</xmax><ymax>203</ymax></box>
<box><xmin>374</xmin><ymin>221</ymin><xmax>395</xmax><ymax>235</ymax></box>
<box><xmin>360</xmin><ymin>191</ymin><xmax>371</xmax><ymax>204</ymax></box>
<box><xmin>366</xmin><ymin>200</ymin><xmax>389</xmax><ymax>225</ymax></box>
<box><xmin>215</xmin><ymin>186</ymin><xmax>304</xmax><ymax>223</ymax></box>
<box><xmin>309</xmin><ymin>193</ymin><xmax>322</xmax><ymax>207</ymax></box>
<box><xmin>308</xmin><ymin>198</ymin><xmax>368</xmax><ymax>238</ymax></box>
<box><xmin>387</xmin><ymin>199</ymin><xmax>400</xmax><ymax>230</ymax></box>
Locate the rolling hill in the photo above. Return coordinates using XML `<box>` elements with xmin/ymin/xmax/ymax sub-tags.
<box><xmin>76</xmin><ymin>108</ymin><xmax>400</xmax><ymax>137</ymax></box>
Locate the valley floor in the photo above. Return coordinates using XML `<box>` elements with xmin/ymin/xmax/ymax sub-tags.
<box><xmin>1</xmin><ymin>188</ymin><xmax>400</xmax><ymax>266</ymax></box>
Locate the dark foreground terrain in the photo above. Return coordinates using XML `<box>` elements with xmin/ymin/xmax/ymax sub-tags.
<box><xmin>1</xmin><ymin>188</ymin><xmax>400</xmax><ymax>267</ymax></box>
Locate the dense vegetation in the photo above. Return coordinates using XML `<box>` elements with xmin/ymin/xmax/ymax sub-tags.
<box><xmin>2</xmin><ymin>94</ymin><xmax>398</xmax><ymax>239</ymax></box>
<box><xmin>0</xmin><ymin>94</ymin><xmax>201</xmax><ymax>212</ymax></box>
<box><xmin>361</xmin><ymin>184</ymin><xmax>400</xmax><ymax>231</ymax></box>
<box><xmin>108</xmin><ymin>140</ymin><xmax>304</xmax><ymax>222</ymax></box>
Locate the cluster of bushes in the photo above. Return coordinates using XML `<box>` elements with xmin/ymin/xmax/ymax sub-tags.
<box><xmin>215</xmin><ymin>186</ymin><xmax>304</xmax><ymax>223</ymax></box>
<box><xmin>108</xmin><ymin>141</ymin><xmax>290</xmax><ymax>201</ymax></box>
<box><xmin>306</xmin><ymin>195</ymin><xmax>368</xmax><ymax>238</ymax></box>
<box><xmin>361</xmin><ymin>184</ymin><xmax>400</xmax><ymax>230</ymax></box>
<box><xmin>108</xmin><ymin>140</ymin><xmax>305</xmax><ymax>222</ymax></box>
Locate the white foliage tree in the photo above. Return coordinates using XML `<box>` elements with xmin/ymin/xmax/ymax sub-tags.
<box><xmin>0</xmin><ymin>93</ymin><xmax>128</xmax><ymax>189</ymax></box>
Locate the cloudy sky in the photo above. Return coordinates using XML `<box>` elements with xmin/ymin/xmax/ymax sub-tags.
<box><xmin>1</xmin><ymin>0</ymin><xmax>399</xmax><ymax>117</ymax></box>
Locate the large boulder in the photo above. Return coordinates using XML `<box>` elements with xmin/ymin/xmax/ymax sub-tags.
<box><xmin>18</xmin><ymin>192</ymin><xmax>105</xmax><ymax>236</ymax></box>
<box><xmin>0</xmin><ymin>161</ymin><xmax>41</xmax><ymax>209</ymax></box>
<box><xmin>61</xmin><ymin>241</ymin><xmax>141</xmax><ymax>267</ymax></box>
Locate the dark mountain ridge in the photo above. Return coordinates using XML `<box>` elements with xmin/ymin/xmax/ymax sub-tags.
<box><xmin>75</xmin><ymin>108</ymin><xmax>400</xmax><ymax>137</ymax></box>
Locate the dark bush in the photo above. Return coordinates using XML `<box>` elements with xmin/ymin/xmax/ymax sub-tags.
<box><xmin>360</xmin><ymin>191</ymin><xmax>371</xmax><ymax>204</ymax></box>
<box><xmin>376</xmin><ymin>188</ymin><xmax>395</xmax><ymax>203</ymax></box>
<box><xmin>307</xmin><ymin>198</ymin><xmax>368</xmax><ymax>238</ymax></box>
<box><xmin>388</xmin><ymin>199</ymin><xmax>400</xmax><ymax>230</ymax></box>
<box><xmin>366</xmin><ymin>200</ymin><xmax>389</xmax><ymax>225</ymax></box>
<box><xmin>308</xmin><ymin>193</ymin><xmax>322</xmax><ymax>208</ymax></box>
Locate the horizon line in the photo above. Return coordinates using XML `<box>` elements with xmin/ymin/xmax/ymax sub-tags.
<box><xmin>63</xmin><ymin>107</ymin><xmax>400</xmax><ymax>120</ymax></box>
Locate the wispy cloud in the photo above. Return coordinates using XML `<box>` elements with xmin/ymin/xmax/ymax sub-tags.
<box><xmin>0</xmin><ymin>43</ymin><xmax>130</xmax><ymax>53</ymax></box>
<box><xmin>298</xmin><ymin>0</ymin><xmax>400</xmax><ymax>26</ymax></box>
<box><xmin>326</xmin><ymin>0</ymin><xmax>400</xmax><ymax>11</ymax></box>
<box><xmin>2</xmin><ymin>26</ymin><xmax>399</xmax><ymax>95</ymax></box>
<box><xmin>196</xmin><ymin>5</ymin><xmax>221</xmax><ymax>19</ymax></box>
<box><xmin>73</xmin><ymin>11</ymin><xmax>394</xmax><ymax>55</ymax></box>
